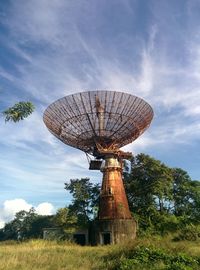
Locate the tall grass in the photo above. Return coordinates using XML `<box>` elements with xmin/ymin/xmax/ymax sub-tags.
<box><xmin>0</xmin><ymin>237</ymin><xmax>200</xmax><ymax>270</ymax></box>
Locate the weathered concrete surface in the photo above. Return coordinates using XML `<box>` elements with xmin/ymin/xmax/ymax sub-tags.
<box><xmin>91</xmin><ymin>219</ymin><xmax>136</xmax><ymax>245</ymax></box>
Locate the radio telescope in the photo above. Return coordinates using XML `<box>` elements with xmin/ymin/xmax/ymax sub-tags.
<box><xmin>43</xmin><ymin>90</ymin><xmax>153</xmax><ymax>245</ymax></box>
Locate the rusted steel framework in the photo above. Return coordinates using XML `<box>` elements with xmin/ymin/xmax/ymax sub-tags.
<box><xmin>43</xmin><ymin>90</ymin><xmax>153</xmax><ymax>158</ymax></box>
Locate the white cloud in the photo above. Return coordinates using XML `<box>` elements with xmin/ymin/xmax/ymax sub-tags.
<box><xmin>3</xmin><ymin>199</ymin><xmax>32</xmax><ymax>221</ymax></box>
<box><xmin>35</xmin><ymin>202</ymin><xmax>55</xmax><ymax>216</ymax></box>
<box><xmin>0</xmin><ymin>199</ymin><xmax>55</xmax><ymax>229</ymax></box>
<box><xmin>0</xmin><ymin>220</ymin><xmax>5</xmax><ymax>229</ymax></box>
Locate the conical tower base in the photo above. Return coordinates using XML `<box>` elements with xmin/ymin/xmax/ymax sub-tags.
<box><xmin>92</xmin><ymin>156</ymin><xmax>136</xmax><ymax>245</ymax></box>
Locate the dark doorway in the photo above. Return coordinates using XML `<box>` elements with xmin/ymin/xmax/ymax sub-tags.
<box><xmin>73</xmin><ymin>234</ymin><xmax>86</xmax><ymax>246</ymax></box>
<box><xmin>102</xmin><ymin>232</ymin><xmax>111</xmax><ymax>245</ymax></box>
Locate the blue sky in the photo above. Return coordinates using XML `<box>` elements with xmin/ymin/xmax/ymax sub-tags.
<box><xmin>0</xmin><ymin>0</ymin><xmax>200</xmax><ymax>227</ymax></box>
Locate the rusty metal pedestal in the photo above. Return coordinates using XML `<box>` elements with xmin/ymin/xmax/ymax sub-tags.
<box><xmin>93</xmin><ymin>156</ymin><xmax>136</xmax><ymax>245</ymax></box>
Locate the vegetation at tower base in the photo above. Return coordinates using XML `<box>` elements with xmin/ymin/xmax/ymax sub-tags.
<box><xmin>2</xmin><ymin>101</ymin><xmax>34</xmax><ymax>122</ymax></box>
<box><xmin>0</xmin><ymin>153</ymin><xmax>199</xmax><ymax>243</ymax></box>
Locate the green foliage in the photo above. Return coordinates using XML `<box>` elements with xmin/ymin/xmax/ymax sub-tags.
<box><xmin>2</xmin><ymin>208</ymin><xmax>54</xmax><ymax>240</ymax></box>
<box><xmin>2</xmin><ymin>101</ymin><xmax>35</xmax><ymax>122</ymax></box>
<box><xmin>54</xmin><ymin>207</ymin><xmax>78</xmax><ymax>233</ymax></box>
<box><xmin>172</xmin><ymin>168</ymin><xmax>200</xmax><ymax>221</ymax></box>
<box><xmin>125</xmin><ymin>154</ymin><xmax>173</xmax><ymax>223</ymax></box>
<box><xmin>64</xmin><ymin>178</ymin><xmax>100</xmax><ymax>228</ymax></box>
<box><xmin>124</xmin><ymin>154</ymin><xmax>200</xmax><ymax>235</ymax></box>
<box><xmin>3</xmin><ymin>208</ymin><xmax>38</xmax><ymax>240</ymax></box>
<box><xmin>174</xmin><ymin>224</ymin><xmax>200</xmax><ymax>241</ymax></box>
<box><xmin>111</xmin><ymin>246</ymin><xmax>199</xmax><ymax>270</ymax></box>
<box><xmin>29</xmin><ymin>215</ymin><xmax>55</xmax><ymax>238</ymax></box>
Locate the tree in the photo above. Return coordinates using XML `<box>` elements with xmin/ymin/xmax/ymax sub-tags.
<box><xmin>124</xmin><ymin>153</ymin><xmax>200</xmax><ymax>234</ymax></box>
<box><xmin>190</xmin><ymin>180</ymin><xmax>200</xmax><ymax>222</ymax></box>
<box><xmin>64</xmin><ymin>178</ymin><xmax>100</xmax><ymax>228</ymax></box>
<box><xmin>125</xmin><ymin>154</ymin><xmax>173</xmax><ymax>227</ymax></box>
<box><xmin>172</xmin><ymin>168</ymin><xmax>193</xmax><ymax>216</ymax></box>
<box><xmin>2</xmin><ymin>208</ymin><xmax>55</xmax><ymax>240</ymax></box>
<box><xmin>30</xmin><ymin>215</ymin><xmax>55</xmax><ymax>238</ymax></box>
<box><xmin>54</xmin><ymin>207</ymin><xmax>78</xmax><ymax>233</ymax></box>
<box><xmin>2</xmin><ymin>101</ymin><xmax>35</xmax><ymax>122</ymax></box>
<box><xmin>3</xmin><ymin>208</ymin><xmax>38</xmax><ymax>240</ymax></box>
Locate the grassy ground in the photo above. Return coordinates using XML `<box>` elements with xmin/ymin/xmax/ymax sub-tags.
<box><xmin>0</xmin><ymin>237</ymin><xmax>200</xmax><ymax>270</ymax></box>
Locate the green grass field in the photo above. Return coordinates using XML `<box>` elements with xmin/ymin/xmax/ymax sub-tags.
<box><xmin>0</xmin><ymin>237</ymin><xmax>200</xmax><ymax>270</ymax></box>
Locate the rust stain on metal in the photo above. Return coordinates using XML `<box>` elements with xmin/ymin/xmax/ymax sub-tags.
<box><xmin>98</xmin><ymin>157</ymin><xmax>132</xmax><ymax>219</ymax></box>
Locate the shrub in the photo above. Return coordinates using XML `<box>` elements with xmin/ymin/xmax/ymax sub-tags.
<box><xmin>173</xmin><ymin>224</ymin><xmax>200</xmax><ymax>241</ymax></box>
<box><xmin>112</xmin><ymin>246</ymin><xmax>200</xmax><ymax>270</ymax></box>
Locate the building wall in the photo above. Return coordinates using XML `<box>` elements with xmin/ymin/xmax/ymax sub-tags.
<box><xmin>90</xmin><ymin>219</ymin><xmax>137</xmax><ymax>245</ymax></box>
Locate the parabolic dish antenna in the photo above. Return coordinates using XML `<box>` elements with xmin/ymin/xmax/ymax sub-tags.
<box><xmin>43</xmin><ymin>90</ymin><xmax>153</xmax><ymax>158</ymax></box>
<box><xmin>43</xmin><ymin>90</ymin><xmax>154</xmax><ymax>245</ymax></box>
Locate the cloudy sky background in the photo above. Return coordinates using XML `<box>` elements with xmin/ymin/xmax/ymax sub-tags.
<box><xmin>0</xmin><ymin>0</ymin><xmax>200</xmax><ymax>228</ymax></box>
